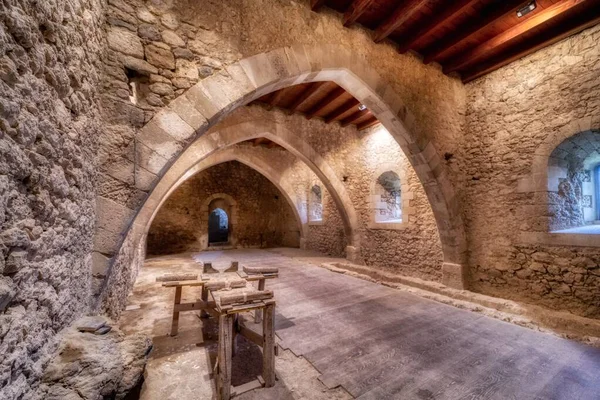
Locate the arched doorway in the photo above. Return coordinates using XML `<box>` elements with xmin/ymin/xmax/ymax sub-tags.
<box><xmin>208</xmin><ymin>207</ymin><xmax>229</xmax><ymax>245</ymax></box>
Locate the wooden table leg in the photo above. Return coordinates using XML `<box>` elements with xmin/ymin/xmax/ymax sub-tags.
<box><xmin>262</xmin><ymin>303</ymin><xmax>275</xmax><ymax>387</ymax></box>
<box><xmin>200</xmin><ymin>286</ymin><xmax>209</xmax><ymax>318</ymax></box>
<box><xmin>170</xmin><ymin>286</ymin><xmax>182</xmax><ymax>336</ymax></box>
<box><xmin>218</xmin><ymin>313</ymin><xmax>234</xmax><ymax>400</ymax></box>
<box><xmin>254</xmin><ymin>279</ymin><xmax>265</xmax><ymax>323</ymax></box>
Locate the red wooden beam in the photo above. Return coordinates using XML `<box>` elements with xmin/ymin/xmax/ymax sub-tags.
<box><xmin>397</xmin><ymin>0</ymin><xmax>479</xmax><ymax>53</ymax></box>
<box><xmin>267</xmin><ymin>87</ymin><xmax>288</xmax><ymax>110</ymax></box>
<box><xmin>311</xmin><ymin>0</ymin><xmax>327</xmax><ymax>11</ymax></box>
<box><xmin>462</xmin><ymin>12</ymin><xmax>600</xmax><ymax>83</ymax></box>
<box><xmin>343</xmin><ymin>0</ymin><xmax>374</xmax><ymax>27</ymax></box>
<box><xmin>340</xmin><ymin>109</ymin><xmax>370</xmax><ymax>126</ymax></box>
<box><xmin>444</xmin><ymin>0</ymin><xmax>588</xmax><ymax>73</ymax></box>
<box><xmin>306</xmin><ymin>87</ymin><xmax>347</xmax><ymax>119</ymax></box>
<box><xmin>373</xmin><ymin>0</ymin><xmax>429</xmax><ymax>42</ymax></box>
<box><xmin>422</xmin><ymin>0</ymin><xmax>526</xmax><ymax>64</ymax></box>
<box><xmin>357</xmin><ymin>117</ymin><xmax>380</xmax><ymax>130</ymax></box>
<box><xmin>288</xmin><ymin>82</ymin><xmax>327</xmax><ymax>113</ymax></box>
<box><xmin>324</xmin><ymin>98</ymin><xmax>360</xmax><ymax>123</ymax></box>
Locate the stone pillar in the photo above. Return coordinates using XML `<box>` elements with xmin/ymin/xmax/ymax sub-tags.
<box><xmin>345</xmin><ymin>245</ymin><xmax>363</xmax><ymax>264</ymax></box>
<box><xmin>299</xmin><ymin>237</ymin><xmax>307</xmax><ymax>250</ymax></box>
<box><xmin>441</xmin><ymin>262</ymin><xmax>468</xmax><ymax>290</ymax></box>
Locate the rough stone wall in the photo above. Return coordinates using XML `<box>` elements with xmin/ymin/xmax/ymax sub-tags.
<box><xmin>147</xmin><ymin>160</ymin><xmax>301</xmax><ymax>254</ymax></box>
<box><xmin>464</xmin><ymin>24</ymin><xmax>600</xmax><ymax>317</ymax></box>
<box><xmin>0</xmin><ymin>0</ymin><xmax>105</xmax><ymax>397</ymax></box>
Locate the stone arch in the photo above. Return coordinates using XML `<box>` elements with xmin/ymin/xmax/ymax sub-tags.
<box><xmin>146</xmin><ymin>146</ymin><xmax>308</xmax><ymax>249</ymax></box>
<box><xmin>96</xmin><ymin>45</ymin><xmax>469</xmax><ymax>310</ymax></box>
<box><xmin>201</xmin><ymin>193</ymin><xmax>238</xmax><ymax>248</ymax></box>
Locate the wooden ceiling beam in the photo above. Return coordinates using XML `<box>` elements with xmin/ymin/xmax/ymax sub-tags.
<box><xmin>340</xmin><ymin>109</ymin><xmax>370</xmax><ymax>126</ymax></box>
<box><xmin>422</xmin><ymin>0</ymin><xmax>526</xmax><ymax>64</ymax></box>
<box><xmin>444</xmin><ymin>0</ymin><xmax>588</xmax><ymax>73</ymax></box>
<box><xmin>324</xmin><ymin>98</ymin><xmax>361</xmax><ymax>123</ymax></box>
<box><xmin>357</xmin><ymin>117</ymin><xmax>380</xmax><ymax>130</ymax></box>
<box><xmin>397</xmin><ymin>0</ymin><xmax>480</xmax><ymax>53</ymax></box>
<box><xmin>462</xmin><ymin>12</ymin><xmax>600</xmax><ymax>83</ymax></box>
<box><xmin>254</xmin><ymin>137</ymin><xmax>266</xmax><ymax>146</ymax></box>
<box><xmin>343</xmin><ymin>0</ymin><xmax>375</xmax><ymax>27</ymax></box>
<box><xmin>310</xmin><ymin>0</ymin><xmax>327</xmax><ymax>11</ymax></box>
<box><xmin>373</xmin><ymin>0</ymin><xmax>429</xmax><ymax>42</ymax></box>
<box><xmin>267</xmin><ymin>87</ymin><xmax>289</xmax><ymax>110</ymax></box>
<box><xmin>288</xmin><ymin>82</ymin><xmax>327</xmax><ymax>113</ymax></box>
<box><xmin>306</xmin><ymin>87</ymin><xmax>347</xmax><ymax>119</ymax></box>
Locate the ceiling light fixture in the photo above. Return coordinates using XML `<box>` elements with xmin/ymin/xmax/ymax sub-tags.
<box><xmin>358</xmin><ymin>104</ymin><xmax>367</xmax><ymax>111</ymax></box>
<box><xmin>517</xmin><ymin>1</ymin><xmax>536</xmax><ymax>18</ymax></box>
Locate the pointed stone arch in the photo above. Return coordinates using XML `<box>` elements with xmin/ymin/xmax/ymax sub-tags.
<box><xmin>97</xmin><ymin>45</ymin><xmax>469</xmax><ymax>314</ymax></box>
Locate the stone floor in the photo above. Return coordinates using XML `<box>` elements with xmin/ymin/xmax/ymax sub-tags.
<box><xmin>119</xmin><ymin>249</ymin><xmax>600</xmax><ymax>399</ymax></box>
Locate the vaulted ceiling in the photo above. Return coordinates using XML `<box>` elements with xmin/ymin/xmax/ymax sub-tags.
<box><xmin>310</xmin><ymin>0</ymin><xmax>600</xmax><ymax>82</ymax></box>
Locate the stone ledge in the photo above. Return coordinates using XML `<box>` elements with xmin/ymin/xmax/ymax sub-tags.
<box><xmin>520</xmin><ymin>231</ymin><xmax>600</xmax><ymax>247</ymax></box>
<box><xmin>319</xmin><ymin>261</ymin><xmax>600</xmax><ymax>345</ymax></box>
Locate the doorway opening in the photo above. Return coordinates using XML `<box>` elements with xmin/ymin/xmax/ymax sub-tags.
<box><xmin>208</xmin><ymin>207</ymin><xmax>229</xmax><ymax>245</ymax></box>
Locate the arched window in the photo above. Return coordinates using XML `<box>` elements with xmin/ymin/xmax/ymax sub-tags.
<box><xmin>208</xmin><ymin>207</ymin><xmax>229</xmax><ymax>244</ymax></box>
<box><xmin>549</xmin><ymin>129</ymin><xmax>600</xmax><ymax>233</ymax></box>
<box><xmin>309</xmin><ymin>184</ymin><xmax>323</xmax><ymax>222</ymax></box>
<box><xmin>374</xmin><ymin>171</ymin><xmax>402</xmax><ymax>223</ymax></box>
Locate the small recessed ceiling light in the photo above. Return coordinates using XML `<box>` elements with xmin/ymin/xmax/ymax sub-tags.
<box><xmin>358</xmin><ymin>104</ymin><xmax>367</xmax><ymax>111</ymax></box>
<box><xmin>517</xmin><ymin>1</ymin><xmax>536</xmax><ymax>18</ymax></box>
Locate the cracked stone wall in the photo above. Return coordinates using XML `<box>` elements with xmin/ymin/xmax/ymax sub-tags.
<box><xmin>0</xmin><ymin>0</ymin><xmax>105</xmax><ymax>397</ymax></box>
<box><xmin>147</xmin><ymin>160</ymin><xmax>301</xmax><ymax>254</ymax></box>
<box><xmin>464</xmin><ymin>24</ymin><xmax>600</xmax><ymax>318</ymax></box>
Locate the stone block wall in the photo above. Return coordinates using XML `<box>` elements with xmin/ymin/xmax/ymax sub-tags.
<box><xmin>464</xmin><ymin>24</ymin><xmax>600</xmax><ymax>318</ymax></box>
<box><xmin>0</xmin><ymin>0</ymin><xmax>105</xmax><ymax>397</ymax></box>
<box><xmin>147</xmin><ymin>160</ymin><xmax>301</xmax><ymax>254</ymax></box>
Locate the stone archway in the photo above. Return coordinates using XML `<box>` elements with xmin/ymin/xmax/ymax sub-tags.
<box><xmin>146</xmin><ymin>146</ymin><xmax>308</xmax><ymax>249</ymax></box>
<box><xmin>97</xmin><ymin>45</ymin><xmax>469</xmax><ymax>314</ymax></box>
<box><xmin>201</xmin><ymin>193</ymin><xmax>238</xmax><ymax>248</ymax></box>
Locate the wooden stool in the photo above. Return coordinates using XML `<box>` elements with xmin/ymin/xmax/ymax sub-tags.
<box><xmin>242</xmin><ymin>265</ymin><xmax>279</xmax><ymax>323</ymax></box>
<box><xmin>211</xmin><ymin>287</ymin><xmax>276</xmax><ymax>400</ymax></box>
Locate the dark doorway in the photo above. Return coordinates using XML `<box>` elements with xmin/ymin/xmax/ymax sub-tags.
<box><xmin>208</xmin><ymin>208</ymin><xmax>229</xmax><ymax>245</ymax></box>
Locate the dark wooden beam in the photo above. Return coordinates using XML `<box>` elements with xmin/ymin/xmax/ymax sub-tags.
<box><xmin>343</xmin><ymin>0</ymin><xmax>374</xmax><ymax>27</ymax></box>
<box><xmin>288</xmin><ymin>82</ymin><xmax>327</xmax><ymax>113</ymax></box>
<box><xmin>357</xmin><ymin>117</ymin><xmax>380</xmax><ymax>130</ymax></box>
<box><xmin>267</xmin><ymin>87</ymin><xmax>288</xmax><ymax>110</ymax></box>
<box><xmin>254</xmin><ymin>138</ymin><xmax>266</xmax><ymax>146</ymax></box>
<box><xmin>340</xmin><ymin>109</ymin><xmax>370</xmax><ymax>126</ymax></box>
<box><xmin>373</xmin><ymin>0</ymin><xmax>429</xmax><ymax>42</ymax></box>
<box><xmin>397</xmin><ymin>0</ymin><xmax>480</xmax><ymax>53</ymax></box>
<box><xmin>311</xmin><ymin>0</ymin><xmax>327</xmax><ymax>11</ymax></box>
<box><xmin>444</xmin><ymin>0</ymin><xmax>588</xmax><ymax>73</ymax></box>
<box><xmin>306</xmin><ymin>87</ymin><xmax>346</xmax><ymax>119</ymax></box>
<box><xmin>462</xmin><ymin>12</ymin><xmax>600</xmax><ymax>83</ymax></box>
<box><xmin>422</xmin><ymin>0</ymin><xmax>526</xmax><ymax>64</ymax></box>
<box><xmin>324</xmin><ymin>98</ymin><xmax>360</xmax><ymax>123</ymax></box>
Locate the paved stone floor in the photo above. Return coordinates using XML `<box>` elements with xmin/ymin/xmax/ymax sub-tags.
<box><xmin>120</xmin><ymin>249</ymin><xmax>600</xmax><ymax>399</ymax></box>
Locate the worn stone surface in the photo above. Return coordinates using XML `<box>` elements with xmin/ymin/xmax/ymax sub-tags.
<box><xmin>0</xmin><ymin>0</ymin><xmax>104</xmax><ymax>397</ymax></box>
<box><xmin>33</xmin><ymin>315</ymin><xmax>152</xmax><ymax>400</ymax></box>
<box><xmin>464</xmin><ymin>24</ymin><xmax>600</xmax><ymax>317</ymax></box>
<box><xmin>147</xmin><ymin>160</ymin><xmax>300</xmax><ymax>253</ymax></box>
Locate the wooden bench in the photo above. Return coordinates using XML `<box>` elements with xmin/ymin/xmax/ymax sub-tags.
<box><xmin>242</xmin><ymin>265</ymin><xmax>279</xmax><ymax>323</ymax></box>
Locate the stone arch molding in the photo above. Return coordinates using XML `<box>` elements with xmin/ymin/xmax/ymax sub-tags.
<box><xmin>201</xmin><ymin>193</ymin><xmax>238</xmax><ymax>249</ymax></box>
<box><xmin>147</xmin><ymin>146</ymin><xmax>308</xmax><ymax>248</ymax></box>
<box><xmin>95</xmin><ymin>45</ymin><xmax>468</xmax><ymax>296</ymax></box>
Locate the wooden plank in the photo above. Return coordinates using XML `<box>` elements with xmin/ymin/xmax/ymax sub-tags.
<box><xmin>397</xmin><ymin>0</ymin><xmax>480</xmax><ymax>53</ymax></box>
<box><xmin>162</xmin><ymin>280</ymin><xmax>204</xmax><ymax>287</ymax></box>
<box><xmin>255</xmin><ymin>279</ymin><xmax>266</xmax><ymax>323</ymax></box>
<box><xmin>462</xmin><ymin>13</ymin><xmax>600</xmax><ymax>82</ymax></box>
<box><xmin>444</xmin><ymin>0</ymin><xmax>589</xmax><ymax>73</ymax></box>
<box><xmin>230</xmin><ymin>379</ymin><xmax>263</xmax><ymax>396</ymax></box>
<box><xmin>324</xmin><ymin>98</ymin><xmax>360</xmax><ymax>123</ymax></box>
<box><xmin>373</xmin><ymin>0</ymin><xmax>429</xmax><ymax>42</ymax></box>
<box><xmin>422</xmin><ymin>0</ymin><xmax>526</xmax><ymax>64</ymax></box>
<box><xmin>357</xmin><ymin>117</ymin><xmax>380</xmax><ymax>130</ymax></box>
<box><xmin>267</xmin><ymin>87</ymin><xmax>288</xmax><ymax>110</ymax></box>
<box><xmin>288</xmin><ymin>82</ymin><xmax>327</xmax><ymax>113</ymax></box>
<box><xmin>156</xmin><ymin>273</ymin><xmax>198</xmax><ymax>282</ymax></box>
<box><xmin>173</xmin><ymin>299</ymin><xmax>215</xmax><ymax>312</ymax></box>
<box><xmin>306</xmin><ymin>87</ymin><xmax>346</xmax><ymax>119</ymax></box>
<box><xmin>239</xmin><ymin>324</ymin><xmax>264</xmax><ymax>347</ymax></box>
<box><xmin>170</xmin><ymin>286</ymin><xmax>182</xmax><ymax>336</ymax></box>
<box><xmin>262</xmin><ymin>303</ymin><xmax>276</xmax><ymax>387</ymax></box>
<box><xmin>310</xmin><ymin>0</ymin><xmax>327</xmax><ymax>11</ymax></box>
<box><xmin>343</xmin><ymin>0</ymin><xmax>374</xmax><ymax>27</ymax></box>
<box><xmin>340</xmin><ymin>109</ymin><xmax>370</xmax><ymax>126</ymax></box>
<box><xmin>217</xmin><ymin>313</ymin><xmax>234</xmax><ymax>400</ymax></box>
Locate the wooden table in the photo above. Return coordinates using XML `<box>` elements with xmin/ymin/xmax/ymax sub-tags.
<box><xmin>160</xmin><ymin>264</ymin><xmax>278</xmax><ymax>399</ymax></box>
